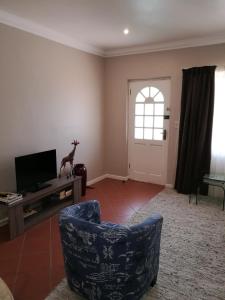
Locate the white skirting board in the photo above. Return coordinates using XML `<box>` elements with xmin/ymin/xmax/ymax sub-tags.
<box><xmin>87</xmin><ymin>174</ymin><xmax>173</xmax><ymax>187</ymax></box>
<box><xmin>87</xmin><ymin>174</ymin><xmax>128</xmax><ymax>186</ymax></box>
<box><xmin>165</xmin><ymin>183</ymin><xmax>174</xmax><ymax>188</ymax></box>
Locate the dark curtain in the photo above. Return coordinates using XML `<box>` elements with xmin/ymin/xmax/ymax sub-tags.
<box><xmin>175</xmin><ymin>66</ymin><xmax>216</xmax><ymax>194</ymax></box>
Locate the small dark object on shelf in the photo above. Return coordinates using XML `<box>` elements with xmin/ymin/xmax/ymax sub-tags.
<box><xmin>73</xmin><ymin>164</ymin><xmax>87</xmax><ymax>196</ymax></box>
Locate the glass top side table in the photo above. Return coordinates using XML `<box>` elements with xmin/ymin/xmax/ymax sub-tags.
<box><xmin>194</xmin><ymin>173</ymin><xmax>225</xmax><ymax>210</ymax></box>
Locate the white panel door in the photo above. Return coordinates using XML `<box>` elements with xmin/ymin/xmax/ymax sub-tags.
<box><xmin>128</xmin><ymin>79</ymin><xmax>171</xmax><ymax>185</ymax></box>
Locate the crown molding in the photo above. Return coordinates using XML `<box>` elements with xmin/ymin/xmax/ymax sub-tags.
<box><xmin>104</xmin><ymin>35</ymin><xmax>225</xmax><ymax>57</ymax></box>
<box><xmin>0</xmin><ymin>9</ymin><xmax>104</xmax><ymax>57</ymax></box>
<box><xmin>1</xmin><ymin>9</ymin><xmax>225</xmax><ymax>58</ymax></box>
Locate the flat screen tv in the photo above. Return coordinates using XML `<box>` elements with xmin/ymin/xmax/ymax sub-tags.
<box><xmin>15</xmin><ymin>149</ymin><xmax>57</xmax><ymax>193</ymax></box>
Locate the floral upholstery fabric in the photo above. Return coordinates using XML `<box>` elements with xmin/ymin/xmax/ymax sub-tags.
<box><xmin>59</xmin><ymin>200</ymin><xmax>163</xmax><ymax>300</ymax></box>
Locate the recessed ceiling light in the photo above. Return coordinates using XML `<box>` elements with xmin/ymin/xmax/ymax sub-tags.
<box><xmin>123</xmin><ymin>28</ymin><xmax>129</xmax><ymax>35</ymax></box>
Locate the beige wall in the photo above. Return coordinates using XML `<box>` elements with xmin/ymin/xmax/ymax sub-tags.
<box><xmin>104</xmin><ymin>44</ymin><xmax>225</xmax><ymax>185</ymax></box>
<box><xmin>1</xmin><ymin>21</ymin><xmax>225</xmax><ymax>199</ymax></box>
<box><xmin>0</xmin><ymin>24</ymin><xmax>105</xmax><ymax>195</ymax></box>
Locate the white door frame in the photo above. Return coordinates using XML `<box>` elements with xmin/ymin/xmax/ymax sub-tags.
<box><xmin>127</xmin><ymin>77</ymin><xmax>171</xmax><ymax>185</ymax></box>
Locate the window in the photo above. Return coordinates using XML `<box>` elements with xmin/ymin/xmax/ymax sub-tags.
<box><xmin>211</xmin><ymin>69</ymin><xmax>225</xmax><ymax>174</ymax></box>
<box><xmin>210</xmin><ymin>68</ymin><xmax>225</xmax><ymax>196</ymax></box>
<box><xmin>134</xmin><ymin>86</ymin><xmax>164</xmax><ymax>140</ymax></box>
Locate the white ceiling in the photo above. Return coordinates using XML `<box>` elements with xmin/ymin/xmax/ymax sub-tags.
<box><xmin>1</xmin><ymin>0</ymin><xmax>225</xmax><ymax>57</ymax></box>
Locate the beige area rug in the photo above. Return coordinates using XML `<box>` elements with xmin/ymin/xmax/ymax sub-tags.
<box><xmin>46</xmin><ymin>189</ymin><xmax>225</xmax><ymax>300</ymax></box>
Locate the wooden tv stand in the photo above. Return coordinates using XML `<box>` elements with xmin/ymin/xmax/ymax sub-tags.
<box><xmin>7</xmin><ymin>176</ymin><xmax>81</xmax><ymax>239</ymax></box>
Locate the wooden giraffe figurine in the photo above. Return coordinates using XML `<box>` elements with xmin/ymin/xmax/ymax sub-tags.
<box><xmin>59</xmin><ymin>140</ymin><xmax>80</xmax><ymax>177</ymax></box>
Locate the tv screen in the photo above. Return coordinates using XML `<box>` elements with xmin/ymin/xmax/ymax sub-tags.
<box><xmin>15</xmin><ymin>149</ymin><xmax>57</xmax><ymax>193</ymax></box>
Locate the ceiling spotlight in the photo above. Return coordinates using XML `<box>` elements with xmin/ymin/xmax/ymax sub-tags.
<box><xmin>123</xmin><ymin>28</ymin><xmax>129</xmax><ymax>35</ymax></box>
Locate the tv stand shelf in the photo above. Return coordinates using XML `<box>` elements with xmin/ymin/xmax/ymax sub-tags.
<box><xmin>7</xmin><ymin>176</ymin><xmax>81</xmax><ymax>239</ymax></box>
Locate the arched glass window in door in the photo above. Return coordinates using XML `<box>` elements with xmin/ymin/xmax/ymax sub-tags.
<box><xmin>134</xmin><ymin>86</ymin><xmax>164</xmax><ymax>140</ymax></box>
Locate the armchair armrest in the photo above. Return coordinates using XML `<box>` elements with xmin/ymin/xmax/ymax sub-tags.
<box><xmin>127</xmin><ymin>213</ymin><xmax>163</xmax><ymax>283</ymax></box>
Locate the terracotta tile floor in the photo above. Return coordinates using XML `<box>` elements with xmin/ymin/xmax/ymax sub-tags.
<box><xmin>0</xmin><ymin>179</ymin><xmax>163</xmax><ymax>300</ymax></box>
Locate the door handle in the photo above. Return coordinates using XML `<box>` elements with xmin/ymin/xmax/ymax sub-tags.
<box><xmin>163</xmin><ymin>129</ymin><xmax>167</xmax><ymax>140</ymax></box>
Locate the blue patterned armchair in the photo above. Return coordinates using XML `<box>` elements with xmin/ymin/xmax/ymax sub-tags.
<box><xmin>59</xmin><ymin>200</ymin><xmax>163</xmax><ymax>300</ymax></box>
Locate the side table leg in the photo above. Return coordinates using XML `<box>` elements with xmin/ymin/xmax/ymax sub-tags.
<box><xmin>223</xmin><ymin>189</ymin><xmax>225</xmax><ymax>211</ymax></box>
<box><xmin>196</xmin><ymin>186</ymin><xmax>200</xmax><ymax>206</ymax></box>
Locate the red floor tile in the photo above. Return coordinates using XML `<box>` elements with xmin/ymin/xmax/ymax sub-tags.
<box><xmin>14</xmin><ymin>271</ymin><xmax>50</xmax><ymax>300</ymax></box>
<box><xmin>23</xmin><ymin>220</ymin><xmax>50</xmax><ymax>255</ymax></box>
<box><xmin>0</xmin><ymin>234</ymin><xmax>24</xmax><ymax>258</ymax></box>
<box><xmin>14</xmin><ymin>252</ymin><xmax>51</xmax><ymax>300</ymax></box>
<box><xmin>0</xmin><ymin>256</ymin><xmax>19</xmax><ymax>275</ymax></box>
<box><xmin>0</xmin><ymin>178</ymin><xmax>163</xmax><ymax>300</ymax></box>
<box><xmin>51</xmin><ymin>250</ymin><xmax>65</xmax><ymax>289</ymax></box>
<box><xmin>0</xmin><ymin>257</ymin><xmax>20</xmax><ymax>292</ymax></box>
<box><xmin>19</xmin><ymin>252</ymin><xmax>50</xmax><ymax>273</ymax></box>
